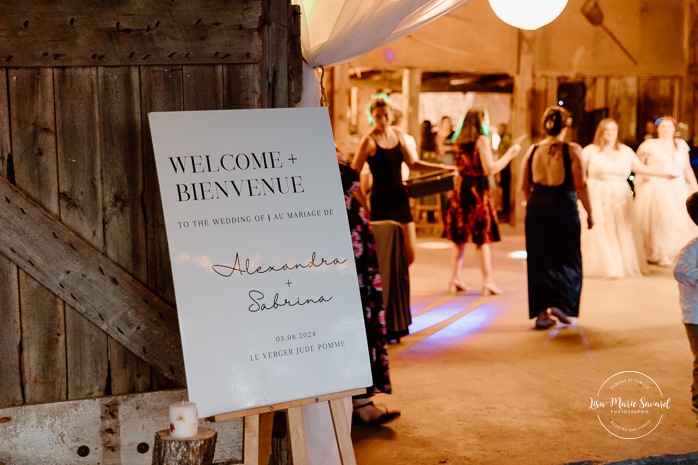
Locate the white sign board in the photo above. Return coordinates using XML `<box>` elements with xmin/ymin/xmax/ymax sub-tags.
<box><xmin>149</xmin><ymin>108</ymin><xmax>372</xmax><ymax>418</ymax></box>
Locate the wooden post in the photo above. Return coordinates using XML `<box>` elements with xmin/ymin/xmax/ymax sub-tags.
<box><xmin>401</xmin><ymin>68</ymin><xmax>422</xmax><ymax>150</ymax></box>
<box><xmin>152</xmin><ymin>427</ymin><xmax>217</xmax><ymax>465</ymax></box>
<box><xmin>331</xmin><ymin>63</ymin><xmax>351</xmax><ymax>157</ymax></box>
<box><xmin>510</xmin><ymin>30</ymin><xmax>535</xmax><ymax>226</ymax></box>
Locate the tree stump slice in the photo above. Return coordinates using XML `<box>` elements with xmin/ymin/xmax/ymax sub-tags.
<box><xmin>152</xmin><ymin>427</ymin><xmax>217</xmax><ymax>465</ymax></box>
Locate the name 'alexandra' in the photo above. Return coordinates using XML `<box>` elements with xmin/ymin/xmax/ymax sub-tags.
<box><xmin>212</xmin><ymin>252</ymin><xmax>347</xmax><ymax>277</ymax></box>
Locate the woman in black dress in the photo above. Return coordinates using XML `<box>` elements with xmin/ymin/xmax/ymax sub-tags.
<box><xmin>520</xmin><ymin>106</ymin><xmax>594</xmax><ymax>329</ymax></box>
<box><xmin>445</xmin><ymin>108</ymin><xmax>521</xmax><ymax>295</ymax></box>
<box><xmin>351</xmin><ymin>97</ymin><xmax>452</xmax><ymax>265</ymax></box>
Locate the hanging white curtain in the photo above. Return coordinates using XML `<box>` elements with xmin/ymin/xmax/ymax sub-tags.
<box><xmin>292</xmin><ymin>0</ymin><xmax>471</xmax><ymax>106</ymax></box>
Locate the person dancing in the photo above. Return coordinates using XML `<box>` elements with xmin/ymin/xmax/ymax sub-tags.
<box><xmin>352</xmin><ymin>97</ymin><xmax>452</xmax><ymax>265</ymax></box>
<box><xmin>520</xmin><ymin>106</ymin><xmax>593</xmax><ymax>330</ymax></box>
<box><xmin>581</xmin><ymin>118</ymin><xmax>675</xmax><ymax>278</ymax></box>
<box><xmin>444</xmin><ymin>107</ymin><xmax>520</xmax><ymax>295</ymax></box>
<box><xmin>634</xmin><ymin>116</ymin><xmax>698</xmax><ymax>266</ymax></box>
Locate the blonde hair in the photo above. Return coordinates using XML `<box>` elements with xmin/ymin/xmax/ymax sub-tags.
<box><xmin>592</xmin><ymin>118</ymin><xmax>620</xmax><ymax>150</ymax></box>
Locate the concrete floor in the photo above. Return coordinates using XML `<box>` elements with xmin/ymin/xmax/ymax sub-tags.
<box><xmin>351</xmin><ymin>224</ymin><xmax>698</xmax><ymax>465</ymax></box>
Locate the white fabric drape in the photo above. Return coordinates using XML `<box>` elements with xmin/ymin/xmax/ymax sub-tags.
<box><xmin>293</xmin><ymin>0</ymin><xmax>471</xmax><ymax>106</ymax></box>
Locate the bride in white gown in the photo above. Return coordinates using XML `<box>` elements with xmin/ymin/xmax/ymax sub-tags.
<box><xmin>634</xmin><ymin>116</ymin><xmax>698</xmax><ymax>266</ymax></box>
<box><xmin>580</xmin><ymin>118</ymin><xmax>674</xmax><ymax>278</ymax></box>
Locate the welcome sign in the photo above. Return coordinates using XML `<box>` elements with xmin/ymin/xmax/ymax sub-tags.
<box><xmin>149</xmin><ymin>108</ymin><xmax>372</xmax><ymax>418</ymax></box>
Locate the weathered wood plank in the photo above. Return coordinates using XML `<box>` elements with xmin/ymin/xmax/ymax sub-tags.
<box><xmin>0</xmin><ymin>68</ymin><xmax>10</xmax><ymax>179</ymax></box>
<box><xmin>0</xmin><ymin>389</ymin><xmax>243</xmax><ymax>465</ymax></box>
<box><xmin>261</xmin><ymin>0</ymin><xmax>290</xmax><ymax>108</ymax></box>
<box><xmin>636</xmin><ymin>77</ymin><xmax>677</xmax><ymax>144</ymax></box>
<box><xmin>55</xmin><ymin>67</ymin><xmax>110</xmax><ymax>400</ymax></box>
<box><xmin>0</xmin><ymin>0</ymin><xmax>263</xmax><ymax>67</ymax></box>
<box><xmin>290</xmin><ymin>6</ymin><xmax>303</xmax><ymax>105</ymax></box>
<box><xmin>140</xmin><ymin>66</ymin><xmax>184</xmax><ymax>390</ymax></box>
<box><xmin>99</xmin><ymin>66</ymin><xmax>152</xmax><ymax>395</ymax></box>
<box><xmin>0</xmin><ymin>253</ymin><xmax>22</xmax><ymax>407</ymax></box>
<box><xmin>8</xmin><ymin>67</ymin><xmax>68</xmax><ymax>404</ymax></box>
<box><xmin>0</xmin><ymin>176</ymin><xmax>186</xmax><ymax>386</ymax></box>
<box><xmin>140</xmin><ymin>66</ymin><xmax>182</xmax><ymax>306</ymax></box>
<box><xmin>609</xmin><ymin>76</ymin><xmax>639</xmax><ymax>146</ymax></box>
<box><xmin>8</xmin><ymin>68</ymin><xmax>59</xmax><ymax>211</ymax></box>
<box><xmin>0</xmin><ymin>69</ymin><xmax>23</xmax><ymax>408</ymax></box>
<box><xmin>223</xmin><ymin>64</ymin><xmax>261</xmax><ymax>109</ymax></box>
<box><xmin>183</xmin><ymin>65</ymin><xmax>224</xmax><ymax>111</ymax></box>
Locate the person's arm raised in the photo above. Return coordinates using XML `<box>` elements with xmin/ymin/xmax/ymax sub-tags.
<box><xmin>396</xmin><ymin>128</ymin><xmax>453</xmax><ymax>173</ymax></box>
<box><xmin>478</xmin><ymin>135</ymin><xmax>521</xmax><ymax>176</ymax></box>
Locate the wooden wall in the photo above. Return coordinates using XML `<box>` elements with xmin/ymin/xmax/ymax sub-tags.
<box><xmin>526</xmin><ymin>75</ymin><xmax>681</xmax><ymax>148</ymax></box>
<box><xmin>0</xmin><ymin>0</ymin><xmax>301</xmax><ymax>411</ymax></box>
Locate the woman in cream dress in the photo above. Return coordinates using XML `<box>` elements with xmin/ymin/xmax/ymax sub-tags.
<box><xmin>634</xmin><ymin>116</ymin><xmax>698</xmax><ymax>266</ymax></box>
<box><xmin>581</xmin><ymin>119</ymin><xmax>674</xmax><ymax>278</ymax></box>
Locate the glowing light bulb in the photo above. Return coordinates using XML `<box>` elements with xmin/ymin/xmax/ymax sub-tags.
<box><xmin>488</xmin><ymin>0</ymin><xmax>568</xmax><ymax>30</ymax></box>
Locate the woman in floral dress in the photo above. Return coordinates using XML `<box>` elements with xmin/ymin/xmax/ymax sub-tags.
<box><xmin>338</xmin><ymin>150</ymin><xmax>399</xmax><ymax>425</ymax></box>
<box><xmin>445</xmin><ymin>108</ymin><xmax>520</xmax><ymax>295</ymax></box>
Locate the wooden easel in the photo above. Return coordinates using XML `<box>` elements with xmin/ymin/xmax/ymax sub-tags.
<box><xmin>209</xmin><ymin>388</ymin><xmax>365</xmax><ymax>465</ymax></box>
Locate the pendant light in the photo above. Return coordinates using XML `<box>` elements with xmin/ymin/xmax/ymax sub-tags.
<box><xmin>488</xmin><ymin>0</ymin><xmax>568</xmax><ymax>30</ymax></box>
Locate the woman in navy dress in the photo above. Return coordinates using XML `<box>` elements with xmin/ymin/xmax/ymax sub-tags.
<box><xmin>445</xmin><ymin>108</ymin><xmax>521</xmax><ymax>295</ymax></box>
<box><xmin>520</xmin><ymin>106</ymin><xmax>594</xmax><ymax>329</ymax></box>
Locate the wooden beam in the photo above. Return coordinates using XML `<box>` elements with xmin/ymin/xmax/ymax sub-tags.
<box><xmin>0</xmin><ymin>0</ymin><xmax>262</xmax><ymax>67</ymax></box>
<box><xmin>0</xmin><ymin>176</ymin><xmax>186</xmax><ymax>386</ymax></box>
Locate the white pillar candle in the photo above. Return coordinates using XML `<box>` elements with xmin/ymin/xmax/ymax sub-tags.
<box><xmin>169</xmin><ymin>401</ymin><xmax>198</xmax><ymax>439</ymax></box>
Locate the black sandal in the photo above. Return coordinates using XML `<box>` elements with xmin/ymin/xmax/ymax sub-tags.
<box><xmin>534</xmin><ymin>317</ymin><xmax>556</xmax><ymax>330</ymax></box>
<box><xmin>548</xmin><ymin>307</ymin><xmax>571</xmax><ymax>325</ymax></box>
<box><xmin>352</xmin><ymin>401</ymin><xmax>401</xmax><ymax>426</ymax></box>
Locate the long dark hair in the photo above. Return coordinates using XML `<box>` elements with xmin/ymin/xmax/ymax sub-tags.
<box><xmin>542</xmin><ymin>106</ymin><xmax>572</xmax><ymax>136</ymax></box>
<box><xmin>454</xmin><ymin>109</ymin><xmax>485</xmax><ymax>144</ymax></box>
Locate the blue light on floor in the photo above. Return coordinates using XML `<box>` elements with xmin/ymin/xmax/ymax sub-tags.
<box><xmin>427</xmin><ymin>305</ymin><xmax>500</xmax><ymax>341</ymax></box>
<box><xmin>409</xmin><ymin>303</ymin><xmax>467</xmax><ymax>333</ymax></box>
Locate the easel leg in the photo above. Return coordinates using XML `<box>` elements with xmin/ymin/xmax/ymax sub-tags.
<box><xmin>243</xmin><ymin>412</ymin><xmax>274</xmax><ymax>465</ymax></box>
<box><xmin>286</xmin><ymin>406</ymin><xmax>308</xmax><ymax>465</ymax></box>
<box><xmin>287</xmin><ymin>401</ymin><xmax>356</xmax><ymax>465</ymax></box>
<box><xmin>328</xmin><ymin>398</ymin><xmax>357</xmax><ymax>465</ymax></box>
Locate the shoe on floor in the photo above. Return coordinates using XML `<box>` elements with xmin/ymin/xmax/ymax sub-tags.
<box><xmin>534</xmin><ymin>318</ymin><xmax>556</xmax><ymax>330</ymax></box>
<box><xmin>352</xmin><ymin>401</ymin><xmax>401</xmax><ymax>426</ymax></box>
